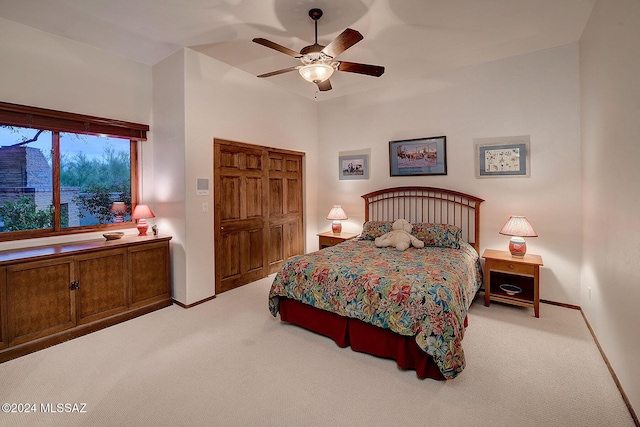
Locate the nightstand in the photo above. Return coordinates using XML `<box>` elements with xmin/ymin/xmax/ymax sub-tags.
<box><xmin>482</xmin><ymin>249</ymin><xmax>544</xmax><ymax>317</ymax></box>
<box><xmin>317</xmin><ymin>231</ymin><xmax>358</xmax><ymax>249</ymax></box>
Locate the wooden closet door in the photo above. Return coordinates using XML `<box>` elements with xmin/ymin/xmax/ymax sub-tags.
<box><xmin>214</xmin><ymin>142</ymin><xmax>269</xmax><ymax>293</ymax></box>
<box><xmin>267</xmin><ymin>151</ymin><xmax>304</xmax><ymax>274</ymax></box>
<box><xmin>214</xmin><ymin>140</ymin><xmax>304</xmax><ymax>294</ymax></box>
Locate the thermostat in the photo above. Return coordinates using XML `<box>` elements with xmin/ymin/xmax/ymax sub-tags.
<box><xmin>196</xmin><ymin>178</ymin><xmax>209</xmax><ymax>195</ymax></box>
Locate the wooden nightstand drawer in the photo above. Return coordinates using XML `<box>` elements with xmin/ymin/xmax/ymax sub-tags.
<box><xmin>317</xmin><ymin>231</ymin><xmax>358</xmax><ymax>249</ymax></box>
<box><xmin>319</xmin><ymin>236</ymin><xmax>342</xmax><ymax>247</ymax></box>
<box><xmin>489</xmin><ymin>259</ymin><xmax>535</xmax><ymax>276</ymax></box>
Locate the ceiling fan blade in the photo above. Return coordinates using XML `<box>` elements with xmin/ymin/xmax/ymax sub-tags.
<box><xmin>337</xmin><ymin>61</ymin><xmax>385</xmax><ymax>77</ymax></box>
<box><xmin>252</xmin><ymin>38</ymin><xmax>301</xmax><ymax>58</ymax></box>
<box><xmin>257</xmin><ymin>66</ymin><xmax>300</xmax><ymax>78</ymax></box>
<box><xmin>316</xmin><ymin>79</ymin><xmax>332</xmax><ymax>91</ymax></box>
<box><xmin>321</xmin><ymin>29</ymin><xmax>363</xmax><ymax>58</ymax></box>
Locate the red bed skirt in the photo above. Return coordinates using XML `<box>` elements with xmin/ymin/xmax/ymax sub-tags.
<box><xmin>279</xmin><ymin>298</ymin><xmax>457</xmax><ymax>380</ymax></box>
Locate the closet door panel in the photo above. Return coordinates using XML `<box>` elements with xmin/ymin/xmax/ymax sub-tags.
<box><xmin>267</xmin><ymin>152</ymin><xmax>304</xmax><ymax>274</ymax></box>
<box><xmin>215</xmin><ymin>142</ymin><xmax>268</xmax><ymax>293</ymax></box>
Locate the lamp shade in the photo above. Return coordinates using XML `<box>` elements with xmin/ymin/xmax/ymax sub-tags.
<box><xmin>326</xmin><ymin>205</ymin><xmax>348</xmax><ymax>221</ymax></box>
<box><xmin>499</xmin><ymin>216</ymin><xmax>537</xmax><ymax>257</ymax></box>
<box><xmin>499</xmin><ymin>216</ymin><xmax>537</xmax><ymax>237</ymax></box>
<box><xmin>131</xmin><ymin>204</ymin><xmax>155</xmax><ymax>220</ymax></box>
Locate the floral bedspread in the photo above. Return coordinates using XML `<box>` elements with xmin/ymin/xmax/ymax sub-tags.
<box><xmin>268</xmin><ymin>238</ymin><xmax>483</xmax><ymax>379</ymax></box>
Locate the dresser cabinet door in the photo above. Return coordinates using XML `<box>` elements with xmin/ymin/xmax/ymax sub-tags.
<box><xmin>129</xmin><ymin>241</ymin><xmax>170</xmax><ymax>309</ymax></box>
<box><xmin>76</xmin><ymin>248</ymin><xmax>128</xmax><ymax>325</ymax></box>
<box><xmin>0</xmin><ymin>267</ymin><xmax>6</xmax><ymax>349</ymax></box>
<box><xmin>6</xmin><ymin>257</ymin><xmax>75</xmax><ymax>346</ymax></box>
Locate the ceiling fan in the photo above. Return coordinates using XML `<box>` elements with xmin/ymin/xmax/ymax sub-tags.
<box><xmin>252</xmin><ymin>8</ymin><xmax>385</xmax><ymax>92</ymax></box>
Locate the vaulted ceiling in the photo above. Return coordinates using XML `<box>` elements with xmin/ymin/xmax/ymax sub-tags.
<box><xmin>0</xmin><ymin>0</ymin><xmax>596</xmax><ymax>101</ymax></box>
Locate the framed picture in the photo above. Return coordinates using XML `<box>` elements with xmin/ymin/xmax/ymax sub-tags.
<box><xmin>475</xmin><ymin>136</ymin><xmax>530</xmax><ymax>178</ymax></box>
<box><xmin>389</xmin><ymin>136</ymin><xmax>447</xmax><ymax>176</ymax></box>
<box><xmin>339</xmin><ymin>154</ymin><xmax>369</xmax><ymax>180</ymax></box>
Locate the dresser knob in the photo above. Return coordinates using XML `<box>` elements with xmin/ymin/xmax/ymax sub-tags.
<box><xmin>508</xmin><ymin>263</ymin><xmax>515</xmax><ymax>270</ymax></box>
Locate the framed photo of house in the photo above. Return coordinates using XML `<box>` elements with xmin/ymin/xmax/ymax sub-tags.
<box><xmin>389</xmin><ymin>136</ymin><xmax>447</xmax><ymax>176</ymax></box>
<box><xmin>475</xmin><ymin>136</ymin><xmax>530</xmax><ymax>178</ymax></box>
<box><xmin>339</xmin><ymin>154</ymin><xmax>369</xmax><ymax>180</ymax></box>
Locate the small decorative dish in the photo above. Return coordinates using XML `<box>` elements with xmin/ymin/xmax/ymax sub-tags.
<box><xmin>499</xmin><ymin>284</ymin><xmax>522</xmax><ymax>296</ymax></box>
<box><xmin>103</xmin><ymin>232</ymin><xmax>125</xmax><ymax>241</ymax></box>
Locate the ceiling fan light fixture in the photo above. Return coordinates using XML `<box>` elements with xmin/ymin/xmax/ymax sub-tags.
<box><xmin>299</xmin><ymin>63</ymin><xmax>334</xmax><ymax>83</ymax></box>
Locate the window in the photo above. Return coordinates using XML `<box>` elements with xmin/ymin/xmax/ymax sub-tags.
<box><xmin>0</xmin><ymin>102</ymin><xmax>148</xmax><ymax>241</ymax></box>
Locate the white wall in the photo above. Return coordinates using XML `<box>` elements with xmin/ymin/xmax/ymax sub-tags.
<box><xmin>0</xmin><ymin>18</ymin><xmax>151</xmax><ymax>124</ymax></box>
<box><xmin>318</xmin><ymin>44</ymin><xmax>583</xmax><ymax>305</ymax></box>
<box><xmin>580</xmin><ymin>0</ymin><xmax>640</xmax><ymax>413</ymax></box>
<box><xmin>0</xmin><ymin>17</ymin><xmax>153</xmax><ymax>251</ymax></box>
<box><xmin>151</xmin><ymin>50</ymin><xmax>187</xmax><ymax>302</ymax></box>
<box><xmin>153</xmin><ymin>48</ymin><xmax>318</xmax><ymax>305</ymax></box>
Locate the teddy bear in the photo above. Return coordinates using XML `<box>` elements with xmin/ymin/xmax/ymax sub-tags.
<box><xmin>374</xmin><ymin>219</ymin><xmax>425</xmax><ymax>251</ymax></box>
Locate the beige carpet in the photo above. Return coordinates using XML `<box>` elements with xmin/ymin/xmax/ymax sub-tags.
<box><xmin>0</xmin><ymin>276</ymin><xmax>634</xmax><ymax>427</ymax></box>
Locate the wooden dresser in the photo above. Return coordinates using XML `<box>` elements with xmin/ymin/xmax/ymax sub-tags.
<box><xmin>0</xmin><ymin>235</ymin><xmax>172</xmax><ymax>362</ymax></box>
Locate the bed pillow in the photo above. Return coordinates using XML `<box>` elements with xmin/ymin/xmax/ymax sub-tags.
<box><xmin>412</xmin><ymin>223</ymin><xmax>462</xmax><ymax>249</ymax></box>
<box><xmin>359</xmin><ymin>221</ymin><xmax>393</xmax><ymax>240</ymax></box>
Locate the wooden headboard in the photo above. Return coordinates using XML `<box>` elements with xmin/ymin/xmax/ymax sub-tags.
<box><xmin>361</xmin><ymin>187</ymin><xmax>484</xmax><ymax>252</ymax></box>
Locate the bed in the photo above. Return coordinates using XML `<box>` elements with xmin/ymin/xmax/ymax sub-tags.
<box><xmin>268</xmin><ymin>187</ymin><xmax>484</xmax><ymax>379</ymax></box>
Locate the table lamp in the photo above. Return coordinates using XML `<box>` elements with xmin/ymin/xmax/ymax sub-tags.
<box><xmin>326</xmin><ymin>205</ymin><xmax>348</xmax><ymax>234</ymax></box>
<box><xmin>131</xmin><ymin>204</ymin><xmax>155</xmax><ymax>236</ymax></box>
<box><xmin>499</xmin><ymin>216</ymin><xmax>537</xmax><ymax>257</ymax></box>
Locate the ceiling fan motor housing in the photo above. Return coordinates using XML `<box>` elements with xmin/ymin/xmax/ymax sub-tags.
<box><xmin>300</xmin><ymin>44</ymin><xmax>325</xmax><ymax>55</ymax></box>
